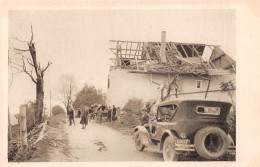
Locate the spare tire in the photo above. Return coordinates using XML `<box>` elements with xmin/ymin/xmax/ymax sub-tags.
<box><xmin>194</xmin><ymin>127</ymin><xmax>228</xmax><ymax>160</ymax></box>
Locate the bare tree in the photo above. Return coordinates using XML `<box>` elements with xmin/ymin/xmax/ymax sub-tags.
<box><xmin>56</xmin><ymin>74</ymin><xmax>77</xmax><ymax>111</ymax></box>
<box><xmin>9</xmin><ymin>25</ymin><xmax>52</xmax><ymax>123</ymax></box>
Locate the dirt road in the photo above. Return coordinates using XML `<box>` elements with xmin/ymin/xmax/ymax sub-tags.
<box><xmin>48</xmin><ymin>118</ymin><xmax>163</xmax><ymax>161</ymax></box>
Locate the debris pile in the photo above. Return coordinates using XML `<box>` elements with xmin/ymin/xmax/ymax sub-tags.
<box><xmin>40</xmin><ymin>115</ymin><xmax>68</xmax><ymax>148</ymax></box>
<box><xmin>103</xmin><ymin>121</ymin><xmax>136</xmax><ymax>136</ymax></box>
<box><xmin>147</xmin><ymin>61</ymin><xmax>208</xmax><ymax>75</ymax></box>
<box><xmin>8</xmin><ymin>123</ymin><xmax>45</xmax><ymax>161</ymax></box>
<box><xmin>8</xmin><ymin>114</ymin><xmax>68</xmax><ymax>162</ymax></box>
<box><xmin>94</xmin><ymin>140</ymin><xmax>107</xmax><ymax>152</ymax></box>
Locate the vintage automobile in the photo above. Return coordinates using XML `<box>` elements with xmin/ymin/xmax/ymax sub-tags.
<box><xmin>134</xmin><ymin>99</ymin><xmax>236</xmax><ymax>161</ymax></box>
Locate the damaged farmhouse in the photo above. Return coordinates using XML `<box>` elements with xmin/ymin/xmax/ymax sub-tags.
<box><xmin>107</xmin><ymin>31</ymin><xmax>236</xmax><ymax>161</ymax></box>
<box><xmin>107</xmin><ymin>31</ymin><xmax>236</xmax><ymax>108</ymax></box>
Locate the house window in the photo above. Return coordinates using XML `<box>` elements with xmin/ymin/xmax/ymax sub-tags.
<box><xmin>121</xmin><ymin>60</ymin><xmax>130</xmax><ymax>66</ymax></box>
<box><xmin>196</xmin><ymin>80</ymin><xmax>202</xmax><ymax>89</ymax></box>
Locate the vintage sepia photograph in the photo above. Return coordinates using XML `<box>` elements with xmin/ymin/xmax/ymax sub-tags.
<box><xmin>7</xmin><ymin>9</ymin><xmax>236</xmax><ymax>162</ymax></box>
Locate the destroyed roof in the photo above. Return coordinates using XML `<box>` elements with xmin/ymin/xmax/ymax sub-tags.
<box><xmin>210</xmin><ymin>47</ymin><xmax>236</xmax><ymax>69</ymax></box>
<box><xmin>109</xmin><ymin>40</ymin><xmax>235</xmax><ymax>76</ymax></box>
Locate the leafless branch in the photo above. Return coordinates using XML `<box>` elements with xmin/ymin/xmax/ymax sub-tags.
<box><xmin>42</xmin><ymin>61</ymin><xmax>52</xmax><ymax>73</ymax></box>
<box><xmin>22</xmin><ymin>56</ymin><xmax>37</xmax><ymax>84</ymax></box>
<box><xmin>13</xmin><ymin>37</ymin><xmax>28</xmax><ymax>43</ymax></box>
<box><xmin>12</xmin><ymin>65</ymin><xmax>23</xmax><ymax>72</ymax></box>
<box><xmin>13</xmin><ymin>71</ymin><xmax>24</xmax><ymax>75</ymax></box>
<box><xmin>11</xmin><ymin>61</ymin><xmax>23</xmax><ymax>68</ymax></box>
<box><xmin>8</xmin><ymin>57</ymin><xmax>14</xmax><ymax>90</ymax></box>
<box><xmin>14</xmin><ymin>48</ymin><xmax>29</xmax><ymax>52</ymax></box>
<box><xmin>12</xmin><ymin>56</ymin><xmax>23</xmax><ymax>61</ymax></box>
<box><xmin>30</xmin><ymin>25</ymin><xmax>34</xmax><ymax>44</ymax></box>
<box><xmin>26</xmin><ymin>58</ymin><xmax>34</xmax><ymax>67</ymax></box>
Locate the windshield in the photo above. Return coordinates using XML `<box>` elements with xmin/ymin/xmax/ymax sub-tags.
<box><xmin>157</xmin><ymin>104</ymin><xmax>177</xmax><ymax>122</ymax></box>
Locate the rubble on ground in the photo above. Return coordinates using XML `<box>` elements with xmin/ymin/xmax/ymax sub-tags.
<box><xmin>8</xmin><ymin>114</ymin><xmax>68</xmax><ymax>162</ymax></box>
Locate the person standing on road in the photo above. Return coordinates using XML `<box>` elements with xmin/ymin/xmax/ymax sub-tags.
<box><xmin>89</xmin><ymin>105</ymin><xmax>94</xmax><ymax>120</ymax></box>
<box><xmin>112</xmin><ymin>105</ymin><xmax>117</xmax><ymax>121</ymax></box>
<box><xmin>80</xmin><ymin>106</ymin><xmax>89</xmax><ymax>129</ymax></box>
<box><xmin>68</xmin><ymin>107</ymin><xmax>75</xmax><ymax>126</ymax></box>
<box><xmin>97</xmin><ymin>104</ymin><xmax>102</xmax><ymax>124</ymax></box>
<box><xmin>85</xmin><ymin>106</ymin><xmax>89</xmax><ymax>125</ymax></box>
<box><xmin>107</xmin><ymin>106</ymin><xmax>112</xmax><ymax>122</ymax></box>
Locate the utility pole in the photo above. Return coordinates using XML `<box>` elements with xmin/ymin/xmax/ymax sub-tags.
<box><xmin>50</xmin><ymin>91</ymin><xmax>52</xmax><ymax>117</ymax></box>
<box><xmin>8</xmin><ymin>108</ymin><xmax>12</xmax><ymax>142</ymax></box>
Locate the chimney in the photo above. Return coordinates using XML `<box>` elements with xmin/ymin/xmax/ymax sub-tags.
<box><xmin>160</xmin><ymin>31</ymin><xmax>167</xmax><ymax>62</ymax></box>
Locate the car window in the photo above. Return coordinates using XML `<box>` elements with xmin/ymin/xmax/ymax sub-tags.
<box><xmin>157</xmin><ymin>105</ymin><xmax>177</xmax><ymax>122</ymax></box>
<box><xmin>196</xmin><ymin>106</ymin><xmax>221</xmax><ymax>115</ymax></box>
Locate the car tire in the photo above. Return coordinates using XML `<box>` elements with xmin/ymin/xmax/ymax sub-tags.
<box><xmin>134</xmin><ymin>131</ymin><xmax>145</xmax><ymax>151</ymax></box>
<box><xmin>163</xmin><ymin>136</ymin><xmax>179</xmax><ymax>161</ymax></box>
<box><xmin>194</xmin><ymin>127</ymin><xmax>229</xmax><ymax>160</ymax></box>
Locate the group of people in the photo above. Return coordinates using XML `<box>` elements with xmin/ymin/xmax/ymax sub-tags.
<box><xmin>94</xmin><ymin>104</ymin><xmax>118</xmax><ymax>123</ymax></box>
<box><xmin>67</xmin><ymin>105</ymin><xmax>90</xmax><ymax>129</ymax></box>
<box><xmin>67</xmin><ymin>104</ymin><xmax>118</xmax><ymax>129</ymax></box>
<box><xmin>106</xmin><ymin>105</ymin><xmax>118</xmax><ymax>122</ymax></box>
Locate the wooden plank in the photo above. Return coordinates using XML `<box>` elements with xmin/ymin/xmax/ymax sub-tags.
<box><xmin>180</xmin><ymin>45</ymin><xmax>189</xmax><ymax>58</ymax></box>
<box><xmin>110</xmin><ymin>48</ymin><xmax>144</xmax><ymax>52</ymax></box>
<box><xmin>209</xmin><ymin>60</ymin><xmax>216</xmax><ymax>69</ymax></box>
<box><xmin>109</xmin><ymin>48</ymin><xmax>117</xmax><ymax>55</ymax></box>
<box><xmin>116</xmin><ymin>41</ymin><xmax>120</xmax><ymax>66</ymax></box>
<box><xmin>192</xmin><ymin>45</ymin><xmax>194</xmax><ymax>57</ymax></box>
<box><xmin>135</xmin><ymin>57</ymin><xmax>139</xmax><ymax>70</ymax></box>
<box><xmin>126</xmin><ymin>41</ymin><xmax>128</xmax><ymax>57</ymax></box>
<box><xmin>134</xmin><ymin>43</ymin><xmax>139</xmax><ymax>57</ymax></box>
<box><xmin>170</xmin><ymin>88</ymin><xmax>236</xmax><ymax>96</ymax></box>
<box><xmin>144</xmin><ymin>45</ymin><xmax>152</xmax><ymax>63</ymax></box>
<box><xmin>204</xmin><ymin>78</ymin><xmax>211</xmax><ymax>99</ymax></box>
<box><xmin>110</xmin><ymin>40</ymin><xmax>220</xmax><ymax>47</ymax></box>
<box><xmin>152</xmin><ymin>81</ymin><xmax>160</xmax><ymax>85</ymax></box>
<box><xmin>137</xmin><ymin>42</ymin><xmax>141</xmax><ymax>59</ymax></box>
<box><xmin>193</xmin><ymin>46</ymin><xmax>201</xmax><ymax>56</ymax></box>
<box><xmin>110</xmin><ymin>40</ymin><xmax>140</xmax><ymax>44</ymax></box>
<box><xmin>129</xmin><ymin>41</ymin><xmax>132</xmax><ymax>58</ymax></box>
<box><xmin>119</xmin><ymin>54</ymin><xmax>144</xmax><ymax>57</ymax></box>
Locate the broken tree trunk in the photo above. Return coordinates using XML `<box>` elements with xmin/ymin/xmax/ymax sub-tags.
<box><xmin>33</xmin><ymin>121</ymin><xmax>47</xmax><ymax>145</ymax></box>
<box><xmin>36</xmin><ymin>77</ymin><xmax>44</xmax><ymax>123</ymax></box>
<box><xmin>20</xmin><ymin>105</ymin><xmax>28</xmax><ymax>148</ymax></box>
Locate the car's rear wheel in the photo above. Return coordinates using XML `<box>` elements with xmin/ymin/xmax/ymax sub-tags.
<box><xmin>134</xmin><ymin>131</ymin><xmax>145</xmax><ymax>151</ymax></box>
<box><xmin>163</xmin><ymin>136</ymin><xmax>179</xmax><ymax>161</ymax></box>
<box><xmin>194</xmin><ymin>127</ymin><xmax>228</xmax><ymax>160</ymax></box>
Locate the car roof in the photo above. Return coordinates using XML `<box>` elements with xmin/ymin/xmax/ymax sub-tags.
<box><xmin>156</xmin><ymin>98</ymin><xmax>232</xmax><ymax>107</ymax></box>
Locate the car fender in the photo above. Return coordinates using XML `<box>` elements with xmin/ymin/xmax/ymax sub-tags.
<box><xmin>227</xmin><ymin>134</ymin><xmax>235</xmax><ymax>146</ymax></box>
<box><xmin>134</xmin><ymin>126</ymin><xmax>150</xmax><ymax>145</ymax></box>
<box><xmin>160</xmin><ymin>129</ymin><xmax>178</xmax><ymax>150</ymax></box>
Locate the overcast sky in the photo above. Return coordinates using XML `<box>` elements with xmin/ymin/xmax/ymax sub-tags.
<box><xmin>8</xmin><ymin>9</ymin><xmax>236</xmax><ymax>121</ymax></box>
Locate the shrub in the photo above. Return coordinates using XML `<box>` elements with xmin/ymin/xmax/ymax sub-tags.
<box><xmin>220</xmin><ymin>81</ymin><xmax>236</xmax><ymax>144</ymax></box>
<box><xmin>52</xmin><ymin>105</ymin><xmax>66</xmax><ymax>116</ymax></box>
<box><xmin>123</xmin><ymin>98</ymin><xmax>144</xmax><ymax>114</ymax></box>
<box><xmin>121</xmin><ymin>98</ymin><xmax>144</xmax><ymax>127</ymax></box>
<box><xmin>227</xmin><ymin>110</ymin><xmax>236</xmax><ymax>144</ymax></box>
